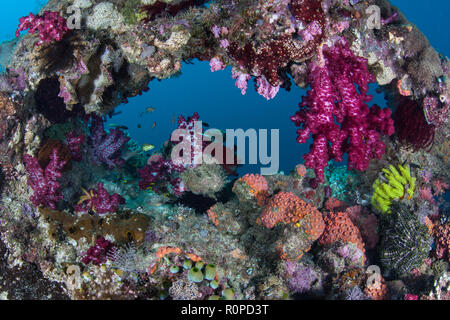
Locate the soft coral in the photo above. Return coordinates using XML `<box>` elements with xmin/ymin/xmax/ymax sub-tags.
<box><xmin>24</xmin><ymin>148</ymin><xmax>66</xmax><ymax>209</ymax></box>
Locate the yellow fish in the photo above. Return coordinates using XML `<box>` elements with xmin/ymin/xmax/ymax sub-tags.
<box><xmin>142</xmin><ymin>144</ymin><xmax>155</xmax><ymax>152</ymax></box>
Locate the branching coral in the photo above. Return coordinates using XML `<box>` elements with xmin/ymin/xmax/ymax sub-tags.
<box><xmin>291</xmin><ymin>40</ymin><xmax>394</xmax><ymax>187</ymax></box>
<box><xmin>24</xmin><ymin>148</ymin><xmax>66</xmax><ymax>209</ymax></box>
<box><xmin>371</xmin><ymin>164</ymin><xmax>416</xmax><ymax>214</ymax></box>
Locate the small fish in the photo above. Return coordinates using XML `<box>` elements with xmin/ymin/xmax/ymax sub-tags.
<box><xmin>109</xmin><ymin>124</ymin><xmax>128</xmax><ymax>130</ymax></box>
<box><xmin>203</xmin><ymin>122</ymin><xmax>210</xmax><ymax>128</ymax></box>
<box><xmin>152</xmin><ymin>122</ymin><xmax>157</xmax><ymax>128</ymax></box>
<box><xmin>122</xmin><ymin>151</ymin><xmax>138</xmax><ymax>161</ymax></box>
<box><xmin>139</xmin><ymin>107</ymin><xmax>156</xmax><ymax>117</ymax></box>
<box><xmin>108</xmin><ymin>110</ymin><xmax>122</xmax><ymax>118</ymax></box>
<box><xmin>171</xmin><ymin>116</ymin><xmax>176</xmax><ymax>124</ymax></box>
<box><xmin>142</xmin><ymin>144</ymin><xmax>155</xmax><ymax>152</ymax></box>
<box><xmin>137</xmin><ymin>124</ymin><xmax>142</xmax><ymax>129</ymax></box>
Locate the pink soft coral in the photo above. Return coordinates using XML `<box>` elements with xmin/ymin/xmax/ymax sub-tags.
<box><xmin>75</xmin><ymin>182</ymin><xmax>125</xmax><ymax>214</ymax></box>
<box><xmin>24</xmin><ymin>148</ymin><xmax>66</xmax><ymax>209</ymax></box>
<box><xmin>16</xmin><ymin>11</ymin><xmax>69</xmax><ymax>46</ymax></box>
<box><xmin>291</xmin><ymin>40</ymin><xmax>394</xmax><ymax>186</ymax></box>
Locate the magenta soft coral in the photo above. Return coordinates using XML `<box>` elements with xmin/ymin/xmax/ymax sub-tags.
<box><xmin>88</xmin><ymin>115</ymin><xmax>130</xmax><ymax>169</ymax></box>
<box><xmin>66</xmin><ymin>131</ymin><xmax>85</xmax><ymax>162</ymax></box>
<box><xmin>75</xmin><ymin>182</ymin><xmax>125</xmax><ymax>214</ymax></box>
<box><xmin>16</xmin><ymin>11</ymin><xmax>69</xmax><ymax>46</ymax></box>
<box><xmin>81</xmin><ymin>237</ymin><xmax>114</xmax><ymax>266</ymax></box>
<box><xmin>138</xmin><ymin>154</ymin><xmax>186</xmax><ymax>196</ymax></box>
<box><xmin>24</xmin><ymin>148</ymin><xmax>66</xmax><ymax>209</ymax></box>
<box><xmin>291</xmin><ymin>40</ymin><xmax>394</xmax><ymax>186</ymax></box>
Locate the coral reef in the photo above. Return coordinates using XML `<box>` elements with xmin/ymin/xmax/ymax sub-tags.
<box><xmin>0</xmin><ymin>0</ymin><xmax>447</xmax><ymax>301</ymax></box>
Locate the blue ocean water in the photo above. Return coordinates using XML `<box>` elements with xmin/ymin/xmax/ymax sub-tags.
<box><xmin>2</xmin><ymin>0</ymin><xmax>449</xmax><ymax>175</ymax></box>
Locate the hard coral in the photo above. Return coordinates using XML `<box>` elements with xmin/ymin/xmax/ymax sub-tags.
<box><xmin>232</xmin><ymin>174</ymin><xmax>270</xmax><ymax>207</ymax></box>
<box><xmin>258</xmin><ymin>191</ymin><xmax>323</xmax><ymax>236</ymax></box>
<box><xmin>75</xmin><ymin>182</ymin><xmax>125</xmax><ymax>215</ymax></box>
<box><xmin>24</xmin><ymin>148</ymin><xmax>66</xmax><ymax>209</ymax></box>
<box><xmin>16</xmin><ymin>11</ymin><xmax>69</xmax><ymax>46</ymax></box>
<box><xmin>291</xmin><ymin>40</ymin><xmax>394</xmax><ymax>186</ymax></box>
<box><xmin>319</xmin><ymin>211</ymin><xmax>366</xmax><ymax>260</ymax></box>
<box><xmin>364</xmin><ymin>274</ymin><xmax>390</xmax><ymax>300</ymax></box>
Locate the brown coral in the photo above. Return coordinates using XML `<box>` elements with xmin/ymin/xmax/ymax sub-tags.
<box><xmin>38</xmin><ymin>139</ymin><xmax>72</xmax><ymax>171</ymax></box>
<box><xmin>39</xmin><ymin>207</ymin><xmax>150</xmax><ymax>244</ymax></box>
<box><xmin>206</xmin><ymin>202</ymin><xmax>241</xmax><ymax>235</ymax></box>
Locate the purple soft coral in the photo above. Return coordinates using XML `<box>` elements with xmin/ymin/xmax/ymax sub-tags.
<box><xmin>291</xmin><ymin>39</ymin><xmax>394</xmax><ymax>186</ymax></box>
<box><xmin>138</xmin><ymin>154</ymin><xmax>186</xmax><ymax>196</ymax></box>
<box><xmin>81</xmin><ymin>237</ymin><xmax>114</xmax><ymax>265</ymax></box>
<box><xmin>66</xmin><ymin>131</ymin><xmax>85</xmax><ymax>162</ymax></box>
<box><xmin>75</xmin><ymin>182</ymin><xmax>125</xmax><ymax>214</ymax></box>
<box><xmin>16</xmin><ymin>11</ymin><xmax>69</xmax><ymax>46</ymax></box>
<box><xmin>24</xmin><ymin>148</ymin><xmax>66</xmax><ymax>209</ymax></box>
<box><xmin>88</xmin><ymin>115</ymin><xmax>130</xmax><ymax>169</ymax></box>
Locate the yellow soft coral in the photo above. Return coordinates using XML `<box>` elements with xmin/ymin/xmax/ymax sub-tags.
<box><xmin>371</xmin><ymin>164</ymin><xmax>416</xmax><ymax>214</ymax></box>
